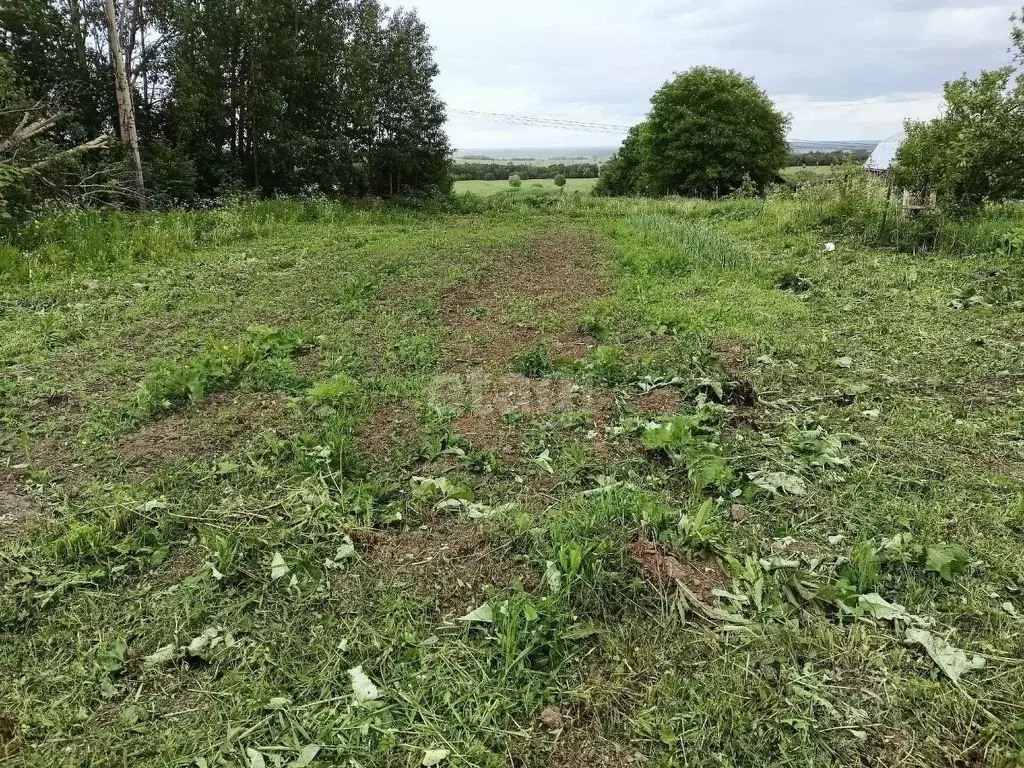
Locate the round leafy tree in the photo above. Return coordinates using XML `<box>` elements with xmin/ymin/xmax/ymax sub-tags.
<box><xmin>644</xmin><ymin>66</ymin><xmax>790</xmax><ymax>196</ymax></box>
<box><xmin>508</xmin><ymin>174</ymin><xmax>522</xmax><ymax>189</ymax></box>
<box><xmin>553</xmin><ymin>173</ymin><xmax>567</xmax><ymax>189</ymax></box>
<box><xmin>594</xmin><ymin>124</ymin><xmax>647</xmax><ymax>196</ymax></box>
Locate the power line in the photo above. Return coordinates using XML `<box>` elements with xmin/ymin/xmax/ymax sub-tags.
<box><xmin>448</xmin><ymin>108</ymin><xmax>880</xmax><ymax>148</ymax></box>
<box><xmin>448</xmin><ymin>108</ymin><xmax>631</xmax><ymax>135</ymax></box>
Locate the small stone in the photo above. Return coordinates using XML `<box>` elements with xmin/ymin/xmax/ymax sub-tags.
<box><xmin>731</xmin><ymin>504</ymin><xmax>748</xmax><ymax>523</ymax></box>
<box><xmin>539</xmin><ymin>705</ymin><xmax>563</xmax><ymax>731</ymax></box>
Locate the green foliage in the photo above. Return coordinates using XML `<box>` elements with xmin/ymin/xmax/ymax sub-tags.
<box><xmin>451</xmin><ymin>161</ymin><xmax>598</xmax><ymax>182</ymax></box>
<box><xmin>306</xmin><ymin>374</ymin><xmax>359</xmax><ymax>404</ymax></box>
<box><xmin>133</xmin><ymin>326</ymin><xmax>302</xmax><ymax>421</ymax></box>
<box><xmin>585</xmin><ymin>345</ymin><xmax>633</xmax><ymax>386</ymax></box>
<box><xmin>171</xmin><ymin>1</ymin><xmax>451</xmax><ymax>198</ymax></box>
<box><xmin>673</xmin><ymin>498</ymin><xmax>726</xmax><ymax>549</ymax></box>
<box><xmin>1</xmin><ymin>0</ymin><xmax>451</xmax><ymax>211</ymax></box>
<box><xmin>924</xmin><ymin>543</ymin><xmax>971</xmax><ymax>582</ymax></box>
<box><xmin>642</xmin><ymin>412</ymin><xmax>733</xmax><ymax>491</ymax></box>
<box><xmin>511</xmin><ymin>341</ymin><xmax>554</xmax><ymax>378</ymax></box>
<box><xmin>508</xmin><ymin>174</ymin><xmax>522</xmax><ymax>189</ymax></box>
<box><xmin>594</xmin><ymin>125</ymin><xmax>647</xmax><ymax>197</ymax></box>
<box><xmin>645</xmin><ymin>67</ymin><xmax>789</xmax><ymax>196</ymax></box>
<box><xmin>0</xmin><ymin>200</ymin><xmax>370</xmax><ymax>281</ymax></box>
<box><xmin>894</xmin><ymin>67</ymin><xmax>1024</xmax><ymax>216</ymax></box>
<box><xmin>788</xmin><ymin>149</ymin><xmax>871</xmax><ymax>167</ymax></box>
<box><xmin>625</xmin><ymin>215</ymin><xmax>751</xmax><ymax>275</ymax></box>
<box><xmin>599</xmin><ymin>68</ymin><xmax>789</xmax><ymax>198</ymax></box>
<box><xmin>553</xmin><ymin>174</ymin><xmax>567</xmax><ymax>189</ymax></box>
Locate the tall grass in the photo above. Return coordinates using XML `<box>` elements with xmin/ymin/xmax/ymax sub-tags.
<box><xmin>615</xmin><ymin>213</ymin><xmax>753</xmax><ymax>276</ymax></box>
<box><xmin>0</xmin><ymin>198</ymin><xmax>366</xmax><ymax>283</ymax></box>
<box><xmin>772</xmin><ymin>172</ymin><xmax>1024</xmax><ymax>256</ymax></box>
<box><xmin>572</xmin><ymin>171</ymin><xmax>1024</xmax><ymax>259</ymax></box>
<box><xmin>5</xmin><ymin>178</ymin><xmax>1022</xmax><ymax>285</ymax></box>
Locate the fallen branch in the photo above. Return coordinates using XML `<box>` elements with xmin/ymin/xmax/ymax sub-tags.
<box><xmin>0</xmin><ymin>112</ymin><xmax>68</xmax><ymax>155</ymax></box>
<box><xmin>25</xmin><ymin>135</ymin><xmax>112</xmax><ymax>172</ymax></box>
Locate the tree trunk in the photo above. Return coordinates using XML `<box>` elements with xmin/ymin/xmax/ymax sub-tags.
<box><xmin>123</xmin><ymin>0</ymin><xmax>143</xmax><ymax>78</ymax></box>
<box><xmin>104</xmin><ymin>0</ymin><xmax>146</xmax><ymax>209</ymax></box>
<box><xmin>68</xmin><ymin>0</ymin><xmax>89</xmax><ymax>74</ymax></box>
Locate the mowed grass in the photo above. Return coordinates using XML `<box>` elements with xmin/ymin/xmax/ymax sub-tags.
<box><xmin>782</xmin><ymin>165</ymin><xmax>837</xmax><ymax>177</ymax></box>
<box><xmin>454</xmin><ymin>177</ymin><xmax>597</xmax><ymax>196</ymax></box>
<box><xmin>1</xmin><ymin>189</ymin><xmax>1023</xmax><ymax>767</ymax></box>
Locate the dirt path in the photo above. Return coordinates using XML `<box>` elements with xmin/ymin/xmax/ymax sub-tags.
<box><xmin>438</xmin><ymin>232</ymin><xmax>609</xmax><ymax>370</ymax></box>
<box><xmin>368</xmin><ymin>230</ymin><xmax>615</xmax><ymax>463</ymax></box>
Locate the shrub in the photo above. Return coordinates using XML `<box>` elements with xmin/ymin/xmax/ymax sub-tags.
<box><xmin>508</xmin><ymin>174</ymin><xmax>522</xmax><ymax>189</ymax></box>
<box><xmin>594</xmin><ymin>125</ymin><xmax>647</xmax><ymax>197</ymax></box>
<box><xmin>893</xmin><ymin>68</ymin><xmax>1024</xmax><ymax>217</ymax></box>
<box><xmin>644</xmin><ymin>67</ymin><xmax>789</xmax><ymax>196</ymax></box>
<box><xmin>553</xmin><ymin>174</ymin><xmax>567</xmax><ymax>189</ymax></box>
<box><xmin>598</xmin><ymin>68</ymin><xmax>789</xmax><ymax>198</ymax></box>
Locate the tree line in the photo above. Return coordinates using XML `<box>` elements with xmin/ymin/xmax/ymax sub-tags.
<box><xmin>788</xmin><ymin>150</ymin><xmax>871</xmax><ymax>167</ymax></box>
<box><xmin>0</xmin><ymin>0</ymin><xmax>451</xmax><ymax>222</ymax></box>
<box><xmin>451</xmin><ymin>162</ymin><xmax>599</xmax><ymax>182</ymax></box>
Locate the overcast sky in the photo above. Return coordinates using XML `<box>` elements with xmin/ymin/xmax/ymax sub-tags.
<box><xmin>407</xmin><ymin>0</ymin><xmax>1020</xmax><ymax>149</ymax></box>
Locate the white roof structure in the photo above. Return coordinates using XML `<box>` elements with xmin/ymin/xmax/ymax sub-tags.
<box><xmin>864</xmin><ymin>131</ymin><xmax>906</xmax><ymax>172</ymax></box>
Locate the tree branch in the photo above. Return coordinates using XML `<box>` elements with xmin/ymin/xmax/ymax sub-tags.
<box><xmin>0</xmin><ymin>112</ymin><xmax>69</xmax><ymax>155</ymax></box>
<box><xmin>26</xmin><ymin>135</ymin><xmax>112</xmax><ymax>172</ymax></box>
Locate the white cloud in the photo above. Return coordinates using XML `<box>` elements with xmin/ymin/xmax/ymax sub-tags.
<box><xmin>408</xmin><ymin>0</ymin><xmax>1019</xmax><ymax>148</ymax></box>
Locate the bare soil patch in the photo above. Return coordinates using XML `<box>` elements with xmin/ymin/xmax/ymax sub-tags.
<box><xmin>712</xmin><ymin>338</ymin><xmax>751</xmax><ymax>379</ymax></box>
<box><xmin>148</xmin><ymin>544</ymin><xmax>208</xmax><ymax>591</ymax></box>
<box><xmin>447</xmin><ymin>373</ymin><xmax>613</xmax><ymax>460</ymax></box>
<box><xmin>710</xmin><ymin>339</ymin><xmax>759</xmax><ymax>407</ymax></box>
<box><xmin>629</xmin><ymin>538</ymin><xmax>727</xmax><ymax>603</ymax></box>
<box><xmin>349</xmin><ymin>520</ymin><xmax>534</xmax><ymax>617</ymax></box>
<box><xmin>117</xmin><ymin>392</ymin><xmax>295</xmax><ymax>471</ymax></box>
<box><xmin>547</xmin><ymin>726</ymin><xmax>642</xmax><ymax>768</ymax></box>
<box><xmin>385</xmin><ymin>231</ymin><xmax>616</xmax><ymax>465</ymax></box>
<box><xmin>634</xmin><ymin>387</ymin><xmax>681</xmax><ymax>415</ymax></box>
<box><xmin>0</xmin><ymin>487</ymin><xmax>43</xmax><ymax>542</ymax></box>
<box><xmin>451</xmin><ymin>409</ymin><xmax>522</xmax><ymax>460</ymax></box>
<box><xmin>360</xmin><ymin>400</ymin><xmax>424</xmax><ymax>465</ymax></box>
<box><xmin>439</xmin><ymin>234</ymin><xmax>607</xmax><ymax>369</ymax></box>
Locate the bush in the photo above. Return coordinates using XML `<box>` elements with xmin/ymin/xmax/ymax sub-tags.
<box><xmin>144</xmin><ymin>140</ymin><xmax>200</xmax><ymax>205</ymax></box>
<box><xmin>644</xmin><ymin>67</ymin><xmax>789</xmax><ymax>196</ymax></box>
<box><xmin>893</xmin><ymin>68</ymin><xmax>1024</xmax><ymax>217</ymax></box>
<box><xmin>508</xmin><ymin>174</ymin><xmax>522</xmax><ymax>189</ymax></box>
<box><xmin>596</xmin><ymin>67</ymin><xmax>789</xmax><ymax>198</ymax></box>
<box><xmin>553</xmin><ymin>174</ymin><xmax>567</xmax><ymax>189</ymax></box>
<box><xmin>594</xmin><ymin>126</ymin><xmax>647</xmax><ymax>197</ymax></box>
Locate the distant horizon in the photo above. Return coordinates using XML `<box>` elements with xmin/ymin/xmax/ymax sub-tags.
<box><xmin>410</xmin><ymin>1</ymin><xmax>1015</xmax><ymax>148</ymax></box>
<box><xmin>452</xmin><ymin>139</ymin><xmax>881</xmax><ymax>160</ymax></box>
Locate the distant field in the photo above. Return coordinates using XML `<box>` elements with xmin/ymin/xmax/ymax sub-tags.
<box><xmin>782</xmin><ymin>165</ymin><xmax>842</xmax><ymax>179</ymax></box>
<box><xmin>453</xmin><ymin>157</ymin><xmax>610</xmax><ymax>166</ymax></box>
<box><xmin>454</xmin><ymin>177</ymin><xmax>597</xmax><ymax>195</ymax></box>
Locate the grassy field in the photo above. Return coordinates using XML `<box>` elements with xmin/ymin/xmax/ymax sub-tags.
<box><xmin>781</xmin><ymin>166</ymin><xmax>842</xmax><ymax>182</ymax></box>
<box><xmin>454</xmin><ymin>178</ymin><xmax>597</xmax><ymax>195</ymax></box>
<box><xmin>1</xmin><ymin>187</ymin><xmax>1023</xmax><ymax>767</ymax></box>
<box><xmin>783</xmin><ymin>165</ymin><xmax>836</xmax><ymax>175</ymax></box>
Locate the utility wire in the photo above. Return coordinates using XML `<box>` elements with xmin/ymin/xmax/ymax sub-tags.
<box><xmin>448</xmin><ymin>108</ymin><xmax>631</xmax><ymax>135</ymax></box>
<box><xmin>448</xmin><ymin>108</ymin><xmax>878</xmax><ymax>148</ymax></box>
